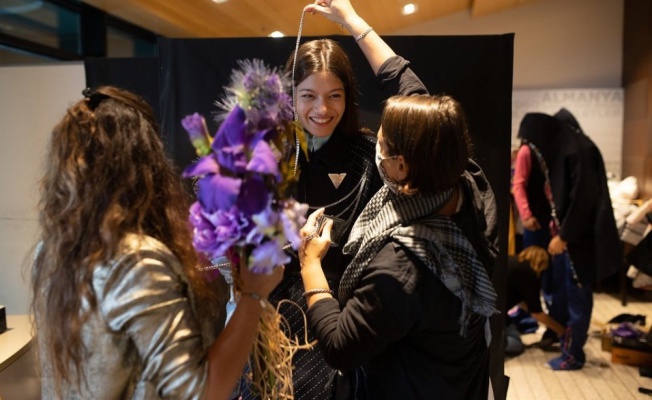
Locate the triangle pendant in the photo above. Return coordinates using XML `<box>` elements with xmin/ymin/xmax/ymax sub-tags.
<box><xmin>328</xmin><ymin>173</ymin><xmax>346</xmax><ymax>189</ymax></box>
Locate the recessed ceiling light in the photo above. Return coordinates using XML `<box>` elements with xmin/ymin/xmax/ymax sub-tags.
<box><xmin>402</xmin><ymin>3</ymin><xmax>417</xmax><ymax>15</ymax></box>
<box><xmin>269</xmin><ymin>31</ymin><xmax>284</xmax><ymax>38</ymax></box>
<box><xmin>212</xmin><ymin>0</ymin><xmax>228</xmax><ymax>4</ymax></box>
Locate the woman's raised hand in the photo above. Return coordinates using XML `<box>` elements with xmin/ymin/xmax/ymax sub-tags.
<box><xmin>304</xmin><ymin>0</ymin><xmax>360</xmax><ymax>31</ymax></box>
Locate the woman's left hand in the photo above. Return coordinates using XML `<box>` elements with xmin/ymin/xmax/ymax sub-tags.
<box><xmin>299</xmin><ymin>208</ymin><xmax>333</xmax><ymax>267</ymax></box>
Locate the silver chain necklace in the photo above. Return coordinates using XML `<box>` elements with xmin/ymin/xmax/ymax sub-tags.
<box><xmin>290</xmin><ymin>10</ymin><xmax>306</xmax><ymax>176</ymax></box>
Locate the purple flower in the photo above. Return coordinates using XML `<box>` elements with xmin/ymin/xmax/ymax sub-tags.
<box><xmin>247</xmin><ymin>138</ymin><xmax>280</xmax><ymax>180</ymax></box>
<box><xmin>222</xmin><ymin>60</ymin><xmax>293</xmax><ymax>133</ymax></box>
<box><xmin>248</xmin><ymin>239</ymin><xmax>290</xmax><ymax>274</ymax></box>
<box><xmin>197</xmin><ymin>174</ymin><xmax>242</xmax><ymax>213</ymax></box>
<box><xmin>251</xmin><ymin>127</ymin><xmax>273</xmax><ymax>147</ymax></box>
<box><xmin>182</xmin><ymin>113</ymin><xmax>212</xmax><ymax>156</ymax></box>
<box><xmin>246</xmin><ymin>205</ymin><xmax>279</xmax><ymax>245</ymax></box>
<box><xmin>184</xmin><ymin>59</ymin><xmax>308</xmax><ymax>276</ymax></box>
<box><xmin>189</xmin><ymin>202</ymin><xmax>223</xmax><ymax>256</ymax></box>
<box><xmin>183</xmin><ymin>155</ymin><xmax>242</xmax><ymax>213</ymax></box>
<box><xmin>182</xmin><ymin>155</ymin><xmax>219</xmax><ymax>178</ymax></box>
<box><xmin>192</xmin><ymin>203</ymin><xmax>251</xmax><ymax>259</ymax></box>
<box><xmin>213</xmin><ymin>106</ymin><xmax>248</xmax><ymax>173</ymax></box>
<box><xmin>279</xmin><ymin>199</ymin><xmax>309</xmax><ymax>250</ymax></box>
<box><xmin>254</xmin><ymin>92</ymin><xmax>293</xmax><ymax>130</ymax></box>
<box><xmin>237</xmin><ymin>176</ymin><xmax>271</xmax><ymax>215</ymax></box>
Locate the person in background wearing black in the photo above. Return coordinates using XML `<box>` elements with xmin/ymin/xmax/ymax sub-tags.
<box><xmin>518</xmin><ymin>109</ymin><xmax>621</xmax><ymax>370</ymax></box>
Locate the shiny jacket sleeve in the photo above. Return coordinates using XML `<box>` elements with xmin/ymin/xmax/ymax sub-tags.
<box><xmin>94</xmin><ymin>240</ymin><xmax>208</xmax><ymax>399</ymax></box>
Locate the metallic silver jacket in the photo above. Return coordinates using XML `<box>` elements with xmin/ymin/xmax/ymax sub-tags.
<box><xmin>37</xmin><ymin>235</ymin><xmax>215</xmax><ymax>399</ymax></box>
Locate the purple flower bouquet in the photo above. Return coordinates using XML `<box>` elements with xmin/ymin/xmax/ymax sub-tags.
<box><xmin>181</xmin><ymin>59</ymin><xmax>311</xmax><ymax>398</ymax></box>
<box><xmin>182</xmin><ymin>59</ymin><xmax>308</xmax><ymax>273</ymax></box>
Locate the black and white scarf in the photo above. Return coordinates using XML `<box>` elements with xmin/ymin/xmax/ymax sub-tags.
<box><xmin>341</xmin><ymin>185</ymin><xmax>498</xmax><ymax>337</ymax></box>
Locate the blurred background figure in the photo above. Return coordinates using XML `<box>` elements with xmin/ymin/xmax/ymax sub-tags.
<box><xmin>515</xmin><ymin>109</ymin><xmax>621</xmax><ymax>370</ymax></box>
<box><xmin>505</xmin><ymin>245</ymin><xmax>565</xmax><ymax>357</ymax></box>
<box><xmin>512</xmin><ymin>114</ymin><xmax>558</xmax><ymax>347</ymax></box>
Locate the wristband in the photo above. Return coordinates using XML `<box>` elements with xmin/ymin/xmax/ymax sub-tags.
<box><xmin>355</xmin><ymin>27</ymin><xmax>374</xmax><ymax>43</ymax></box>
<box><xmin>240</xmin><ymin>292</ymin><xmax>267</xmax><ymax>308</ymax></box>
<box><xmin>302</xmin><ymin>288</ymin><xmax>334</xmax><ymax>297</ymax></box>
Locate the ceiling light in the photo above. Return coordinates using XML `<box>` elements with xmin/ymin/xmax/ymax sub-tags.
<box><xmin>402</xmin><ymin>4</ymin><xmax>417</xmax><ymax>15</ymax></box>
<box><xmin>212</xmin><ymin>0</ymin><xmax>229</xmax><ymax>4</ymax></box>
<box><xmin>269</xmin><ymin>31</ymin><xmax>284</xmax><ymax>38</ymax></box>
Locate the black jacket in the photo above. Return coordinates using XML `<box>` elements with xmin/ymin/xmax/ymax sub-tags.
<box><xmin>308</xmin><ymin>242</ymin><xmax>490</xmax><ymax>400</ymax></box>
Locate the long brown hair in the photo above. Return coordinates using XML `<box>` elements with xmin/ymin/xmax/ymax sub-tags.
<box><xmin>286</xmin><ymin>38</ymin><xmax>364</xmax><ymax>137</ymax></box>
<box><xmin>31</xmin><ymin>86</ymin><xmax>209</xmax><ymax>389</ymax></box>
<box><xmin>380</xmin><ymin>94</ymin><xmax>473</xmax><ymax>194</ymax></box>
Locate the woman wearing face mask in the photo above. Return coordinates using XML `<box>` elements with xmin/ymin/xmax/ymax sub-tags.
<box><xmin>298</xmin><ymin>94</ymin><xmax>499</xmax><ymax>400</ymax></box>
<box><xmin>236</xmin><ymin>1</ymin><xmax>428</xmax><ymax>399</ymax></box>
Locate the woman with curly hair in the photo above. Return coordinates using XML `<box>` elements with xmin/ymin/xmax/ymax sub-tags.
<box><xmin>31</xmin><ymin>86</ymin><xmax>282</xmax><ymax>399</ymax></box>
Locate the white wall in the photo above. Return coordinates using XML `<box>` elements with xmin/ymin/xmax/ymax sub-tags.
<box><xmin>0</xmin><ymin>62</ymin><xmax>85</xmax><ymax>314</ymax></box>
<box><xmin>391</xmin><ymin>0</ymin><xmax>624</xmax><ymax>180</ymax></box>
<box><xmin>512</xmin><ymin>88</ymin><xmax>624</xmax><ymax>178</ymax></box>
<box><xmin>391</xmin><ymin>0</ymin><xmax>623</xmax><ymax>90</ymax></box>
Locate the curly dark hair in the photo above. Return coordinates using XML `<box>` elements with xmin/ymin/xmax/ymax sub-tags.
<box><xmin>31</xmin><ymin>86</ymin><xmax>211</xmax><ymax>391</ymax></box>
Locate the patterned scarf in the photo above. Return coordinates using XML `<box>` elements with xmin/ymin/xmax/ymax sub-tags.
<box><xmin>341</xmin><ymin>185</ymin><xmax>498</xmax><ymax>337</ymax></box>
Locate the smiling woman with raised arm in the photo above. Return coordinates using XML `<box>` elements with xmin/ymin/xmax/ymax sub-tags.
<box><xmin>236</xmin><ymin>0</ymin><xmax>430</xmax><ymax>398</ymax></box>
<box><xmin>299</xmin><ymin>94</ymin><xmax>499</xmax><ymax>400</ymax></box>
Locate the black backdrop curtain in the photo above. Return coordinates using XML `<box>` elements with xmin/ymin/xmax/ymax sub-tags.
<box><xmin>86</xmin><ymin>34</ymin><xmax>514</xmax><ymax>399</ymax></box>
<box><xmin>84</xmin><ymin>56</ymin><xmax>160</xmax><ymax>121</ymax></box>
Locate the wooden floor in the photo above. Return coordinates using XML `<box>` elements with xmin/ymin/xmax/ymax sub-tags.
<box><xmin>504</xmin><ymin>291</ymin><xmax>652</xmax><ymax>399</ymax></box>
